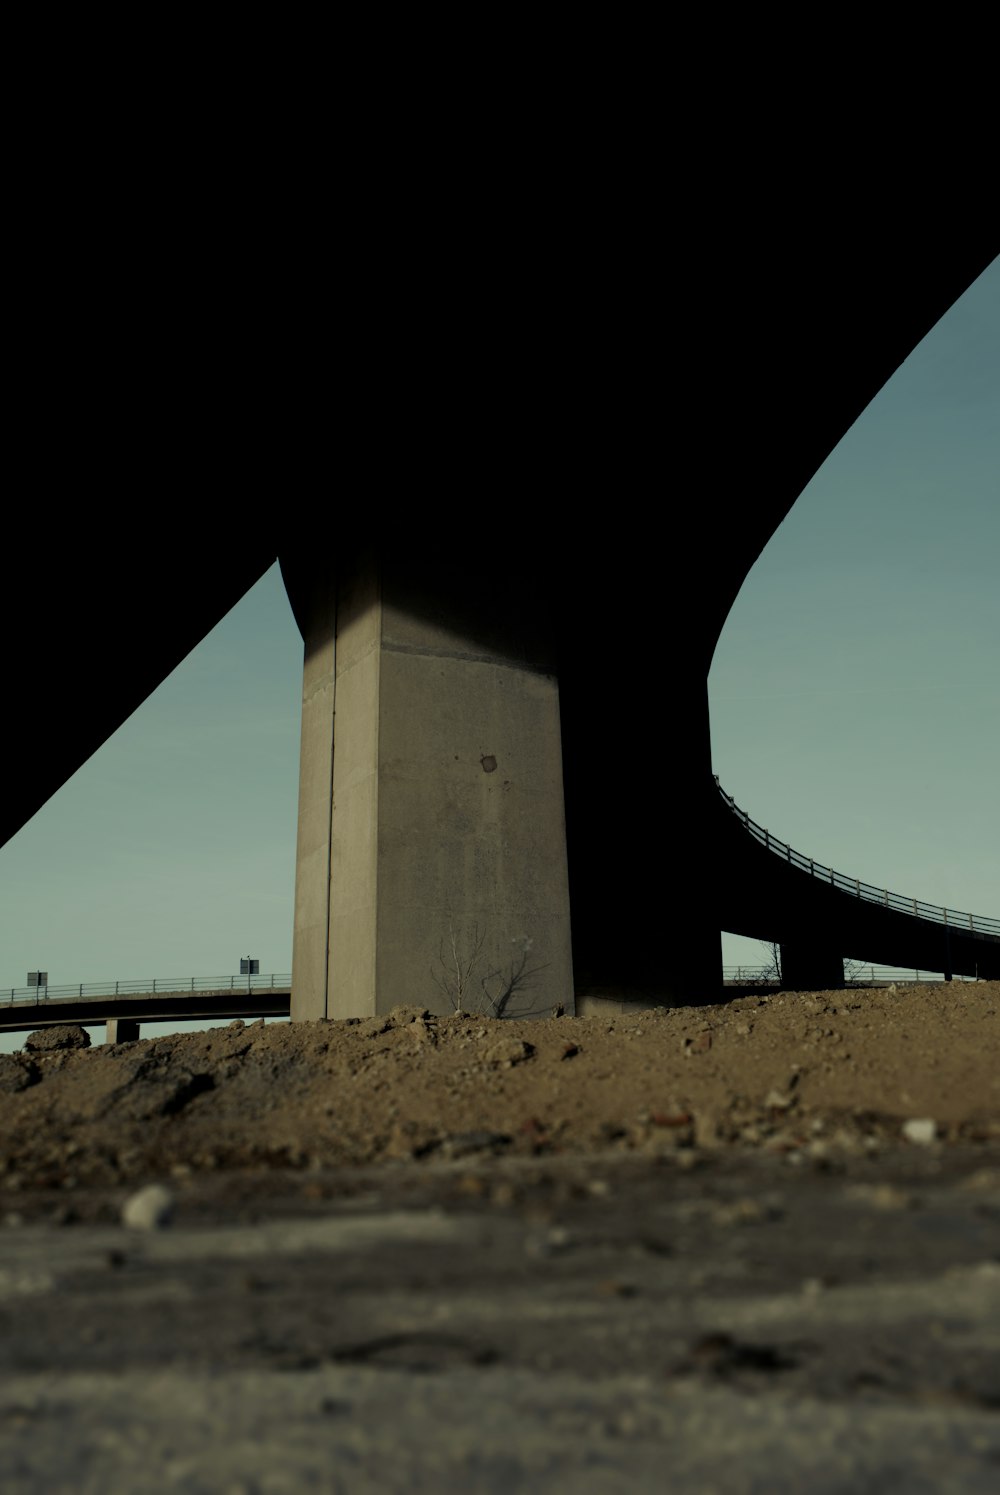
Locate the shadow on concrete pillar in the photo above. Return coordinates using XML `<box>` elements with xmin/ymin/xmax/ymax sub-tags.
<box><xmin>562</xmin><ymin>664</ymin><xmax>723</xmax><ymax>1013</ymax></box>
<box><xmin>780</xmin><ymin>944</ymin><xmax>844</xmax><ymax>991</ymax></box>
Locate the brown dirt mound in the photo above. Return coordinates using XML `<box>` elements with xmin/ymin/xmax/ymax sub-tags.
<box><xmin>2</xmin><ymin>983</ymin><xmax>998</xmax><ymax>1194</ymax></box>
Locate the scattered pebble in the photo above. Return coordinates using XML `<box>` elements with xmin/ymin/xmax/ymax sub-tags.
<box><xmin>121</xmin><ymin>1184</ymin><xmax>176</xmax><ymax>1231</ymax></box>
<box><xmin>485</xmin><ymin>1038</ymin><xmax>534</xmax><ymax>1067</ymax></box>
<box><xmin>958</xmin><ymin>1168</ymin><xmax>1000</xmax><ymax>1192</ymax></box>
<box><xmin>902</xmin><ymin>1118</ymin><xmax>938</xmax><ymax>1146</ymax></box>
<box><xmin>713</xmin><ymin>1197</ymin><xmax>782</xmax><ymax>1226</ymax></box>
<box><xmin>847</xmin><ymin>1183</ymin><xmax>915</xmax><ymax>1211</ymax></box>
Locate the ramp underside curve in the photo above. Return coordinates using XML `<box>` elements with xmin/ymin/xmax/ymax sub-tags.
<box><xmin>3</xmin><ymin>224</ymin><xmax>995</xmax><ymax>1008</ymax></box>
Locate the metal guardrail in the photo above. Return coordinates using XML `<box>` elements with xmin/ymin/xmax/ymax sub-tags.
<box><xmin>3</xmin><ymin>974</ymin><xmax>291</xmax><ymax>1006</ymax></box>
<box><xmin>716</xmin><ymin>778</ymin><xmax>1000</xmax><ymax>938</ymax></box>
<box><xmin>723</xmin><ymin>963</ymin><xmax>979</xmax><ymax>985</ymax></box>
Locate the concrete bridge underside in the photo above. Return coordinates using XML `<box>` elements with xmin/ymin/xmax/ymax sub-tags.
<box><xmin>0</xmin><ymin>989</ymin><xmax>290</xmax><ymax>1039</ymax></box>
<box><xmin>4</xmin><ymin>218</ymin><xmax>996</xmax><ymax>1018</ymax></box>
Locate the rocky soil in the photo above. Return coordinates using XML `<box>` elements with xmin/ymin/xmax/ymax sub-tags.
<box><xmin>2</xmin><ymin>984</ymin><xmax>999</xmax><ymax>1491</ymax></box>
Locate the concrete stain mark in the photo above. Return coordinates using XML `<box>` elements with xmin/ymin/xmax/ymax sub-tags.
<box><xmin>480</xmin><ymin>755</ymin><xmax>498</xmax><ymax>774</ymax></box>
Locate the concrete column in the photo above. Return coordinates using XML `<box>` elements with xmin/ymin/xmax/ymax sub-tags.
<box><xmin>106</xmin><ymin>1018</ymin><xmax>140</xmax><ymax>1043</ymax></box>
<box><xmin>780</xmin><ymin>943</ymin><xmax>844</xmax><ymax>991</ymax></box>
<box><xmin>289</xmin><ymin>545</ymin><xmax>574</xmax><ymax>1022</ymax></box>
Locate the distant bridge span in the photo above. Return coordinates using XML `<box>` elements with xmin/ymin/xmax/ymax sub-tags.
<box><xmin>1</xmin><ymin>978</ymin><xmax>290</xmax><ymax>1038</ymax></box>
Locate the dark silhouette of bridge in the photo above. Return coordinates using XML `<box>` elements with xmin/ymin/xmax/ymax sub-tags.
<box><xmin>4</xmin><ymin>213</ymin><xmax>996</xmax><ymax>1016</ymax></box>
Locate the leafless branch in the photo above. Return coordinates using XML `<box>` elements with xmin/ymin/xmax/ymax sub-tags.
<box><xmin>432</xmin><ymin>926</ymin><xmax>547</xmax><ymax>1017</ymax></box>
<box><xmin>430</xmin><ymin>922</ymin><xmax>488</xmax><ymax>1011</ymax></box>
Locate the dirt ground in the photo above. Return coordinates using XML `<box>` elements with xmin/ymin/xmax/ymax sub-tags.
<box><xmin>2</xmin><ymin>985</ymin><xmax>999</xmax><ymax>1491</ymax></box>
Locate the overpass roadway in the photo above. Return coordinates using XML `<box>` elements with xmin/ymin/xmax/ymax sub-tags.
<box><xmin>1</xmin><ymin>979</ymin><xmax>290</xmax><ymax>1039</ymax></box>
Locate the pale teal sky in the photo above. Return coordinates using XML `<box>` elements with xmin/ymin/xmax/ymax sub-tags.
<box><xmin>1</xmin><ymin>259</ymin><xmax>996</xmax><ymax>1046</ymax></box>
<box><xmin>710</xmin><ymin>257</ymin><xmax>998</xmax><ymax>968</ymax></box>
<box><xmin>0</xmin><ymin>568</ymin><xmax>304</xmax><ymax>1050</ymax></box>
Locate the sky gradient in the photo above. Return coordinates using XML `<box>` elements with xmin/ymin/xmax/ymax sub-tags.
<box><xmin>709</xmin><ymin>258</ymin><xmax>998</xmax><ymax>969</ymax></box>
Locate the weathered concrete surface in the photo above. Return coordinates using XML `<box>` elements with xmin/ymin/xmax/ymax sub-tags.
<box><xmin>4</xmin><ymin>1362</ymin><xmax>998</xmax><ymax>1494</ymax></box>
<box><xmin>2</xmin><ymin>1151</ymin><xmax>1000</xmax><ymax>1492</ymax></box>
<box><xmin>289</xmin><ymin>547</ymin><xmax>574</xmax><ymax>1021</ymax></box>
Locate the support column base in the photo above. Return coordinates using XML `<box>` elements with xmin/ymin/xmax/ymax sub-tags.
<box><xmin>106</xmin><ymin>1018</ymin><xmax>140</xmax><ymax>1044</ymax></box>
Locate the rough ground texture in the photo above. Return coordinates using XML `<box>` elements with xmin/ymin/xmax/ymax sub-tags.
<box><xmin>2</xmin><ymin>985</ymin><xmax>1000</xmax><ymax>1491</ymax></box>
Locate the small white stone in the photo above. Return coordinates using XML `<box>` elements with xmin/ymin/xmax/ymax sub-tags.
<box><xmin>121</xmin><ymin>1183</ymin><xmax>176</xmax><ymax>1230</ymax></box>
<box><xmin>902</xmin><ymin>1118</ymin><xmax>937</xmax><ymax>1146</ymax></box>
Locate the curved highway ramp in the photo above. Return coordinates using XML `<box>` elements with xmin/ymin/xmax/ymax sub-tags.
<box><xmin>713</xmin><ymin>780</ymin><xmax>1000</xmax><ymax>985</ymax></box>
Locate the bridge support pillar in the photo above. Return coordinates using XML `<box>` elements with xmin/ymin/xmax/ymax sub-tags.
<box><xmin>780</xmin><ymin>944</ymin><xmax>844</xmax><ymax>991</ymax></box>
<box><xmin>287</xmin><ymin>544</ymin><xmax>575</xmax><ymax>1022</ymax></box>
<box><xmin>106</xmin><ymin>1018</ymin><xmax>140</xmax><ymax>1043</ymax></box>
